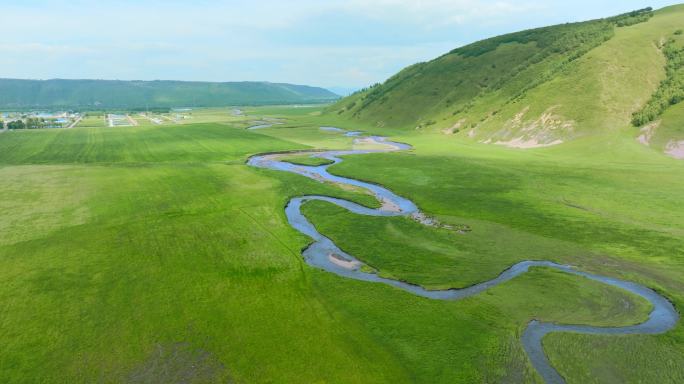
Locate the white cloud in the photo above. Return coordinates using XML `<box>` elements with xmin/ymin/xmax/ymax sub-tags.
<box><xmin>339</xmin><ymin>0</ymin><xmax>542</xmax><ymax>25</ymax></box>
<box><xmin>0</xmin><ymin>0</ymin><xmax>540</xmax><ymax>37</ymax></box>
<box><xmin>0</xmin><ymin>0</ymin><xmax>679</xmax><ymax>87</ymax></box>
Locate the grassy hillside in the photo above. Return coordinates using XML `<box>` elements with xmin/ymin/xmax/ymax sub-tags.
<box><xmin>328</xmin><ymin>5</ymin><xmax>684</xmax><ymax>155</ymax></box>
<box><xmin>0</xmin><ymin>79</ymin><xmax>339</xmax><ymax>109</ymax></box>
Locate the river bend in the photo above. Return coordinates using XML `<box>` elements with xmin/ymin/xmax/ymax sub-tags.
<box><xmin>247</xmin><ymin>131</ymin><xmax>678</xmax><ymax>384</ymax></box>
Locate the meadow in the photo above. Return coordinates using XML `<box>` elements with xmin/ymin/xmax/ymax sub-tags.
<box><xmin>282</xmin><ymin>154</ymin><xmax>334</xmax><ymax>166</ymax></box>
<box><xmin>1</xmin><ymin>105</ymin><xmax>682</xmax><ymax>383</ymax></box>
<box><xmin>305</xmin><ymin>125</ymin><xmax>684</xmax><ymax>383</ymax></box>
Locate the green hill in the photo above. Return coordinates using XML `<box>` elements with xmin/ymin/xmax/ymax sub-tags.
<box><xmin>328</xmin><ymin>5</ymin><xmax>684</xmax><ymax>157</ymax></box>
<box><xmin>0</xmin><ymin>79</ymin><xmax>339</xmax><ymax>109</ymax></box>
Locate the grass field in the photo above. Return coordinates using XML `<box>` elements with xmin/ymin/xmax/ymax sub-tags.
<box><xmin>309</xmin><ymin>128</ymin><xmax>684</xmax><ymax>383</ymax></box>
<box><xmin>76</xmin><ymin>115</ymin><xmax>107</xmax><ymax>128</ymax></box>
<box><xmin>0</xmin><ymin>121</ymin><xmax>392</xmax><ymax>383</ymax></box>
<box><xmin>1</xmin><ymin>104</ymin><xmax>682</xmax><ymax>383</ymax></box>
<box><xmin>3</xmin><ymin>6</ymin><xmax>684</xmax><ymax>383</ymax></box>
<box><xmin>282</xmin><ymin>154</ymin><xmax>335</xmax><ymax>166</ymax></box>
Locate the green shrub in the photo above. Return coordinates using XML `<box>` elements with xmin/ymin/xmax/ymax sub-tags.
<box><xmin>632</xmin><ymin>38</ymin><xmax>684</xmax><ymax>126</ymax></box>
<box><xmin>8</xmin><ymin>120</ymin><xmax>25</xmax><ymax>129</ymax></box>
<box><xmin>611</xmin><ymin>8</ymin><xmax>654</xmax><ymax>27</ymax></box>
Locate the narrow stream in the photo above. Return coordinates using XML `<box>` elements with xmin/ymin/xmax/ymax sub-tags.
<box><xmin>247</xmin><ymin>120</ymin><xmax>285</xmax><ymax>130</ymax></box>
<box><xmin>247</xmin><ymin>130</ymin><xmax>678</xmax><ymax>384</ymax></box>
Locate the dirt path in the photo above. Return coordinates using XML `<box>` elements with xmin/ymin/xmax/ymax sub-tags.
<box><xmin>67</xmin><ymin>116</ymin><xmax>82</xmax><ymax>129</ymax></box>
<box><xmin>127</xmin><ymin>115</ymin><xmax>139</xmax><ymax>126</ymax></box>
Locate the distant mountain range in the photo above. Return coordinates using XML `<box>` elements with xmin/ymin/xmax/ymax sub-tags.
<box><xmin>0</xmin><ymin>78</ymin><xmax>340</xmax><ymax>109</ymax></box>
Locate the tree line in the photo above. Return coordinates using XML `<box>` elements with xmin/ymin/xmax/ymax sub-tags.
<box><xmin>3</xmin><ymin>118</ymin><xmax>62</xmax><ymax>130</ymax></box>
<box><xmin>632</xmin><ymin>34</ymin><xmax>684</xmax><ymax>126</ymax></box>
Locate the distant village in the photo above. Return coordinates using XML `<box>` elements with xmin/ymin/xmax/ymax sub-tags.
<box><xmin>1</xmin><ymin>111</ymin><xmax>82</xmax><ymax>130</ymax></box>
<box><xmin>1</xmin><ymin>109</ymin><xmax>194</xmax><ymax>130</ymax></box>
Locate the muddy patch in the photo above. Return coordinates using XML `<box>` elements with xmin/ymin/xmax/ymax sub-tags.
<box><xmin>489</xmin><ymin>106</ymin><xmax>572</xmax><ymax>148</ymax></box>
<box><xmin>495</xmin><ymin>137</ymin><xmax>563</xmax><ymax>149</ymax></box>
<box><xmin>636</xmin><ymin>120</ymin><xmax>660</xmax><ymax>146</ymax></box>
<box><xmin>128</xmin><ymin>343</ymin><xmax>229</xmax><ymax>384</ymax></box>
<box><xmin>665</xmin><ymin>140</ymin><xmax>684</xmax><ymax>159</ymax></box>
<box><xmin>442</xmin><ymin>118</ymin><xmax>466</xmax><ymax>135</ymax></box>
<box><xmin>410</xmin><ymin>212</ymin><xmax>471</xmax><ymax>233</ymax></box>
<box><xmin>380</xmin><ymin>197</ymin><xmax>402</xmax><ymax>213</ymax></box>
<box><xmin>329</xmin><ymin>253</ymin><xmax>361</xmax><ymax>270</ymax></box>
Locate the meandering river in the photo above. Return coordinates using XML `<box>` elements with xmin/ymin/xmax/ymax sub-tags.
<box><xmin>247</xmin><ymin>130</ymin><xmax>678</xmax><ymax>384</ymax></box>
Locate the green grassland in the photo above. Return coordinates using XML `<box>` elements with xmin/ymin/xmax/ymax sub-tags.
<box><xmin>304</xmin><ymin>129</ymin><xmax>684</xmax><ymax>383</ymax></box>
<box><xmin>241</xmin><ymin>104</ymin><xmax>327</xmax><ymax>118</ymax></box>
<box><xmin>0</xmin><ymin>123</ymin><xmax>389</xmax><ymax>383</ymax></box>
<box><xmin>654</xmin><ymin>102</ymin><xmax>684</xmax><ymax>147</ymax></box>
<box><xmin>76</xmin><ymin>115</ymin><xmax>107</xmax><ymax>128</ymax></box>
<box><xmin>3</xmin><ymin>5</ymin><xmax>684</xmax><ymax>384</ymax></box>
<box><xmin>282</xmin><ymin>154</ymin><xmax>334</xmax><ymax>166</ymax></box>
<box><xmin>1</xmin><ymin>100</ymin><xmax>682</xmax><ymax>383</ymax></box>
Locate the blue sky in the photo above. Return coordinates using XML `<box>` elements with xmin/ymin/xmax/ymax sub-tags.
<box><xmin>0</xmin><ymin>0</ymin><xmax>680</xmax><ymax>91</ymax></box>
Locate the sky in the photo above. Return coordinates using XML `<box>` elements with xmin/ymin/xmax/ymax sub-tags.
<box><xmin>0</xmin><ymin>0</ymin><xmax>680</xmax><ymax>92</ymax></box>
